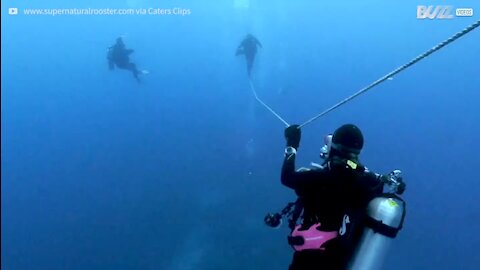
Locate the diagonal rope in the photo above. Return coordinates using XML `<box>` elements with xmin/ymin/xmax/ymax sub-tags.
<box><xmin>299</xmin><ymin>20</ymin><xmax>480</xmax><ymax>128</ymax></box>
<box><xmin>248</xmin><ymin>78</ymin><xmax>290</xmax><ymax>126</ymax></box>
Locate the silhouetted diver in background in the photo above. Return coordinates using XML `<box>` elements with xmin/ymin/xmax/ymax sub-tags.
<box><xmin>236</xmin><ymin>34</ymin><xmax>262</xmax><ymax>77</ymax></box>
<box><xmin>107</xmin><ymin>37</ymin><xmax>147</xmax><ymax>82</ymax></box>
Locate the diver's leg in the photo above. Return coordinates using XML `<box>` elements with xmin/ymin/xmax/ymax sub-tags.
<box><xmin>246</xmin><ymin>56</ymin><xmax>254</xmax><ymax>77</ymax></box>
<box><xmin>288</xmin><ymin>251</ymin><xmax>305</xmax><ymax>270</ymax></box>
<box><xmin>289</xmin><ymin>250</ymin><xmax>341</xmax><ymax>270</ymax></box>
<box><xmin>128</xmin><ymin>63</ymin><xmax>141</xmax><ymax>82</ymax></box>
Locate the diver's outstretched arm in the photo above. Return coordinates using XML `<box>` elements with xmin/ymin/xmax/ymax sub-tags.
<box><xmin>108</xmin><ymin>60</ymin><xmax>115</xmax><ymax>70</ymax></box>
<box><xmin>235</xmin><ymin>45</ymin><xmax>244</xmax><ymax>56</ymax></box>
<box><xmin>255</xmin><ymin>38</ymin><xmax>263</xmax><ymax>48</ymax></box>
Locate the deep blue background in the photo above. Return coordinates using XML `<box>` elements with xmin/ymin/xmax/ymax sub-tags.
<box><xmin>2</xmin><ymin>0</ymin><xmax>479</xmax><ymax>269</ymax></box>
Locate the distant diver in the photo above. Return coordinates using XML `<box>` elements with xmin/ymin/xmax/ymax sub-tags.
<box><xmin>107</xmin><ymin>37</ymin><xmax>147</xmax><ymax>82</ymax></box>
<box><xmin>236</xmin><ymin>34</ymin><xmax>262</xmax><ymax>77</ymax></box>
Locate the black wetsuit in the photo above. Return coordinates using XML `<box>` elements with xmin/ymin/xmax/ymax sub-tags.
<box><xmin>236</xmin><ymin>34</ymin><xmax>262</xmax><ymax>77</ymax></box>
<box><xmin>281</xmin><ymin>154</ymin><xmax>385</xmax><ymax>270</ymax></box>
<box><xmin>107</xmin><ymin>38</ymin><xmax>141</xmax><ymax>82</ymax></box>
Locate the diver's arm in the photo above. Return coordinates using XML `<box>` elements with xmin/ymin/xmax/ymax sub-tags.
<box><xmin>108</xmin><ymin>60</ymin><xmax>115</xmax><ymax>70</ymax></box>
<box><xmin>362</xmin><ymin>169</ymin><xmax>405</xmax><ymax>195</ymax></box>
<box><xmin>282</xmin><ymin>125</ymin><xmax>313</xmax><ymax>189</ymax></box>
<box><xmin>361</xmin><ymin>170</ymin><xmax>385</xmax><ymax>194</ymax></box>
<box><xmin>281</xmin><ymin>149</ymin><xmax>319</xmax><ymax>189</ymax></box>
<box><xmin>237</xmin><ymin>45</ymin><xmax>244</xmax><ymax>51</ymax></box>
<box><xmin>255</xmin><ymin>38</ymin><xmax>263</xmax><ymax>48</ymax></box>
<box><xmin>235</xmin><ymin>47</ymin><xmax>243</xmax><ymax>56</ymax></box>
<box><xmin>107</xmin><ymin>48</ymin><xmax>114</xmax><ymax>70</ymax></box>
<box><xmin>237</xmin><ymin>39</ymin><xmax>246</xmax><ymax>50</ymax></box>
<box><xmin>281</xmin><ymin>149</ymin><xmax>297</xmax><ymax>189</ymax></box>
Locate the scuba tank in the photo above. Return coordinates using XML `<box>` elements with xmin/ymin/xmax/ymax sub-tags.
<box><xmin>349</xmin><ymin>172</ymin><xmax>406</xmax><ymax>270</ymax></box>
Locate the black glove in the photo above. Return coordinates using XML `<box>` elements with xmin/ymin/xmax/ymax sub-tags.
<box><xmin>383</xmin><ymin>170</ymin><xmax>406</xmax><ymax>195</ymax></box>
<box><xmin>396</xmin><ymin>180</ymin><xmax>406</xmax><ymax>195</ymax></box>
<box><xmin>284</xmin><ymin>125</ymin><xmax>301</xmax><ymax>149</ymax></box>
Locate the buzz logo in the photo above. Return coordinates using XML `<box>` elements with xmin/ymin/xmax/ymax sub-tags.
<box><xmin>417</xmin><ymin>5</ymin><xmax>454</xmax><ymax>19</ymax></box>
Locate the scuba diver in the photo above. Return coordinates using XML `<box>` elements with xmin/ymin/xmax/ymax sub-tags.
<box><xmin>265</xmin><ymin>124</ymin><xmax>406</xmax><ymax>270</ymax></box>
<box><xmin>107</xmin><ymin>37</ymin><xmax>147</xmax><ymax>82</ymax></box>
<box><xmin>236</xmin><ymin>34</ymin><xmax>262</xmax><ymax>77</ymax></box>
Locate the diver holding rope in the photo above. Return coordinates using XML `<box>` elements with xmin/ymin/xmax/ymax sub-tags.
<box><xmin>251</xmin><ymin>20</ymin><xmax>478</xmax><ymax>270</ymax></box>
<box><xmin>266</xmin><ymin>125</ymin><xmax>406</xmax><ymax>270</ymax></box>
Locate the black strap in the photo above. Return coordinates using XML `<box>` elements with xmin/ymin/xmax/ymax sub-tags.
<box><xmin>365</xmin><ymin>216</ymin><xmax>400</xmax><ymax>238</ymax></box>
<box><xmin>287</xmin><ymin>235</ymin><xmax>305</xmax><ymax>246</ymax></box>
<box><xmin>288</xmin><ymin>198</ymin><xmax>304</xmax><ymax>231</ymax></box>
<box><xmin>365</xmin><ymin>194</ymin><xmax>406</xmax><ymax>238</ymax></box>
<box><xmin>269</xmin><ymin>198</ymin><xmax>304</xmax><ymax>231</ymax></box>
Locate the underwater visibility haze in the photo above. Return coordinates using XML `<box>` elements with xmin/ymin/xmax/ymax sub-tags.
<box><xmin>2</xmin><ymin>0</ymin><xmax>480</xmax><ymax>269</ymax></box>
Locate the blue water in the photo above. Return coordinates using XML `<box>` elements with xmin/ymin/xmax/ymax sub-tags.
<box><xmin>2</xmin><ymin>0</ymin><xmax>479</xmax><ymax>269</ymax></box>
